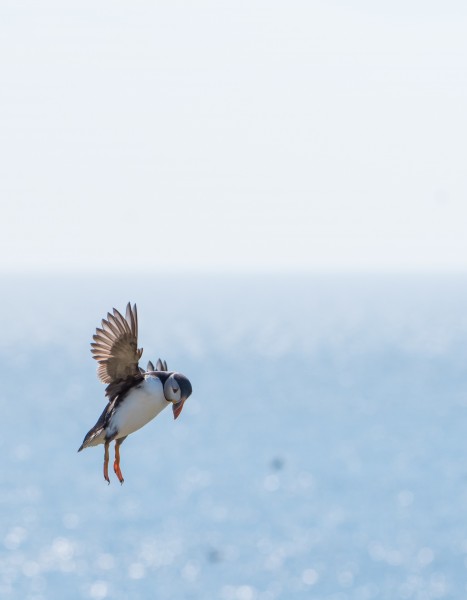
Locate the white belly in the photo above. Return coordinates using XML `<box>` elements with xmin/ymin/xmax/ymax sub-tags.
<box><xmin>108</xmin><ymin>376</ymin><xmax>169</xmax><ymax>439</ymax></box>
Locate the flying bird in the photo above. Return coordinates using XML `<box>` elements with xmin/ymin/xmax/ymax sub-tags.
<box><xmin>78</xmin><ymin>303</ymin><xmax>192</xmax><ymax>484</ymax></box>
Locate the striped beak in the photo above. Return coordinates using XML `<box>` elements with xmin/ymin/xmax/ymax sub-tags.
<box><xmin>172</xmin><ymin>400</ymin><xmax>185</xmax><ymax>420</ymax></box>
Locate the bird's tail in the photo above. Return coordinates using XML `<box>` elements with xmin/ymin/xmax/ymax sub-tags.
<box><xmin>77</xmin><ymin>426</ymin><xmax>105</xmax><ymax>452</ymax></box>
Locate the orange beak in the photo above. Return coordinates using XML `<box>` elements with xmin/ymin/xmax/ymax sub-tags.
<box><xmin>172</xmin><ymin>399</ymin><xmax>185</xmax><ymax>420</ymax></box>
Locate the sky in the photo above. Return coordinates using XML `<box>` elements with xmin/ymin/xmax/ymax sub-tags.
<box><xmin>1</xmin><ymin>0</ymin><xmax>466</xmax><ymax>272</ymax></box>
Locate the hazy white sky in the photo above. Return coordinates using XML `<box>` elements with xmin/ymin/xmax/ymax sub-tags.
<box><xmin>1</xmin><ymin>1</ymin><xmax>466</xmax><ymax>272</ymax></box>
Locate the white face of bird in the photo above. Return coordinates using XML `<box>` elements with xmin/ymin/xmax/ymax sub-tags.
<box><xmin>163</xmin><ymin>374</ymin><xmax>182</xmax><ymax>403</ymax></box>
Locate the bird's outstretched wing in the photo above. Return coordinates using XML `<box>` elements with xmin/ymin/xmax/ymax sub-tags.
<box><xmin>91</xmin><ymin>303</ymin><xmax>143</xmax><ymax>384</ymax></box>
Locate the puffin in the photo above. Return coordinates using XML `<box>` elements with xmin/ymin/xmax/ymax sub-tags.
<box><xmin>78</xmin><ymin>302</ymin><xmax>192</xmax><ymax>484</ymax></box>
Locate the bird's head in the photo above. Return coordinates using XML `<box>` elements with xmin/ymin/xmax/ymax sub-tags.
<box><xmin>163</xmin><ymin>372</ymin><xmax>193</xmax><ymax>419</ymax></box>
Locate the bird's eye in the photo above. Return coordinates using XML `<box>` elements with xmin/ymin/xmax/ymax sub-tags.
<box><xmin>172</xmin><ymin>386</ymin><xmax>179</xmax><ymax>394</ymax></box>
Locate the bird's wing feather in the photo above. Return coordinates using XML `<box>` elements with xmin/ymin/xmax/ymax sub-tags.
<box><xmin>91</xmin><ymin>303</ymin><xmax>143</xmax><ymax>384</ymax></box>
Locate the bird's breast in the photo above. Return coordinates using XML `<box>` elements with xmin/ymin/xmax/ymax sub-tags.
<box><xmin>108</xmin><ymin>376</ymin><xmax>169</xmax><ymax>439</ymax></box>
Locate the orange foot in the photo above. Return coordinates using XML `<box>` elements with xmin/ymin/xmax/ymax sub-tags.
<box><xmin>103</xmin><ymin>441</ymin><xmax>110</xmax><ymax>484</ymax></box>
<box><xmin>113</xmin><ymin>441</ymin><xmax>124</xmax><ymax>484</ymax></box>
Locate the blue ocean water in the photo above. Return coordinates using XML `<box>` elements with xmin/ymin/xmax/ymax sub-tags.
<box><xmin>1</xmin><ymin>273</ymin><xmax>467</xmax><ymax>600</ymax></box>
